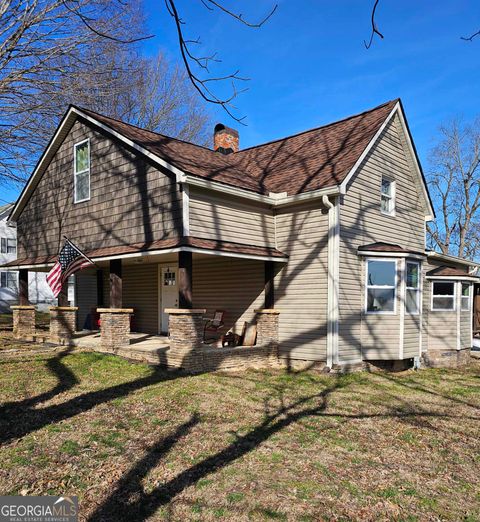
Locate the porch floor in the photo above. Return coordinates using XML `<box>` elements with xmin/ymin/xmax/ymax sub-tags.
<box><xmin>71</xmin><ymin>331</ymin><xmax>171</xmax><ymax>365</ymax></box>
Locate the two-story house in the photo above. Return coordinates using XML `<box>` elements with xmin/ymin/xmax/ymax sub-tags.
<box><xmin>2</xmin><ymin>99</ymin><xmax>478</xmax><ymax>370</ymax></box>
<box><xmin>0</xmin><ymin>203</ymin><xmax>54</xmax><ymax>312</ymax></box>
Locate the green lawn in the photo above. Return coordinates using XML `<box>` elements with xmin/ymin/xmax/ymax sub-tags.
<box><xmin>0</xmin><ymin>347</ymin><xmax>479</xmax><ymax>521</ymax></box>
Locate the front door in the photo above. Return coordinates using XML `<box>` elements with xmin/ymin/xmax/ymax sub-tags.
<box><xmin>160</xmin><ymin>265</ymin><xmax>178</xmax><ymax>333</ymax></box>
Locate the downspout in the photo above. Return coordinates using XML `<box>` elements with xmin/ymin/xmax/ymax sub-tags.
<box><xmin>323</xmin><ymin>195</ymin><xmax>340</xmax><ymax>369</ymax></box>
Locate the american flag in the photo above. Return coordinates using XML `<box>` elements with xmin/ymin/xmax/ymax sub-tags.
<box><xmin>46</xmin><ymin>239</ymin><xmax>94</xmax><ymax>297</ymax></box>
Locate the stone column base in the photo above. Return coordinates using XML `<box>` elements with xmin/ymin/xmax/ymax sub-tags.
<box><xmin>11</xmin><ymin>305</ymin><xmax>36</xmax><ymax>341</ymax></box>
<box><xmin>165</xmin><ymin>309</ymin><xmax>206</xmax><ymax>371</ymax></box>
<box><xmin>97</xmin><ymin>308</ymin><xmax>133</xmax><ymax>351</ymax></box>
<box><xmin>49</xmin><ymin>306</ymin><xmax>78</xmax><ymax>344</ymax></box>
<box><xmin>254</xmin><ymin>309</ymin><xmax>280</xmax><ymax>359</ymax></box>
<box><xmin>422</xmin><ymin>349</ymin><xmax>471</xmax><ymax>368</ymax></box>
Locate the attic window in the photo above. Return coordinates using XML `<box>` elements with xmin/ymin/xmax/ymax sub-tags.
<box><xmin>74</xmin><ymin>139</ymin><xmax>90</xmax><ymax>203</ymax></box>
<box><xmin>381</xmin><ymin>177</ymin><xmax>395</xmax><ymax>215</ymax></box>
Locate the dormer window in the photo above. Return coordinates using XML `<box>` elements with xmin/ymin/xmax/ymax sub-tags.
<box><xmin>381</xmin><ymin>177</ymin><xmax>395</xmax><ymax>215</ymax></box>
<box><xmin>74</xmin><ymin>139</ymin><xmax>90</xmax><ymax>203</ymax></box>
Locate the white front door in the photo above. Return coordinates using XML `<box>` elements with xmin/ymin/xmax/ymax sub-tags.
<box><xmin>160</xmin><ymin>265</ymin><xmax>178</xmax><ymax>333</ymax></box>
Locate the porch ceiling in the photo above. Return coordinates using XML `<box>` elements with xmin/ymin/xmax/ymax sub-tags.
<box><xmin>0</xmin><ymin>236</ymin><xmax>288</xmax><ymax>271</ymax></box>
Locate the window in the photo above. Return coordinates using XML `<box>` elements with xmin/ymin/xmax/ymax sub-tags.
<box><xmin>406</xmin><ymin>261</ymin><xmax>420</xmax><ymax>314</ymax></box>
<box><xmin>366</xmin><ymin>259</ymin><xmax>396</xmax><ymax>313</ymax></box>
<box><xmin>74</xmin><ymin>140</ymin><xmax>90</xmax><ymax>203</ymax></box>
<box><xmin>163</xmin><ymin>270</ymin><xmax>176</xmax><ymax>286</ymax></box>
<box><xmin>0</xmin><ymin>271</ymin><xmax>17</xmax><ymax>289</ymax></box>
<box><xmin>381</xmin><ymin>177</ymin><xmax>395</xmax><ymax>215</ymax></box>
<box><xmin>0</xmin><ymin>238</ymin><xmax>16</xmax><ymax>254</ymax></box>
<box><xmin>432</xmin><ymin>281</ymin><xmax>455</xmax><ymax>311</ymax></box>
<box><xmin>461</xmin><ymin>283</ymin><xmax>471</xmax><ymax>311</ymax></box>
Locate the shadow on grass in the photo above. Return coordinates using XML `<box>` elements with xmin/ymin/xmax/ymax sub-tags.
<box><xmin>0</xmin><ymin>352</ymin><xmax>184</xmax><ymax>446</ymax></box>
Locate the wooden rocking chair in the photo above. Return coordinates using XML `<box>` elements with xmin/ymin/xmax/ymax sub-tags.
<box><xmin>203</xmin><ymin>310</ymin><xmax>226</xmax><ymax>343</ymax></box>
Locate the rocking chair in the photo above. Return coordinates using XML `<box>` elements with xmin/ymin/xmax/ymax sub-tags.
<box><xmin>203</xmin><ymin>310</ymin><xmax>226</xmax><ymax>343</ymax></box>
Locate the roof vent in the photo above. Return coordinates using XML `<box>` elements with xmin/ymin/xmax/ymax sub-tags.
<box><xmin>214</xmin><ymin>123</ymin><xmax>239</xmax><ymax>154</ymax></box>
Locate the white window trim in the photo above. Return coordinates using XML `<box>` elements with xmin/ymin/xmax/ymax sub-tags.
<box><xmin>405</xmin><ymin>260</ymin><xmax>421</xmax><ymax>315</ymax></box>
<box><xmin>365</xmin><ymin>258</ymin><xmax>398</xmax><ymax>315</ymax></box>
<box><xmin>431</xmin><ymin>280</ymin><xmax>456</xmax><ymax>312</ymax></box>
<box><xmin>380</xmin><ymin>177</ymin><xmax>396</xmax><ymax>216</ymax></box>
<box><xmin>74</xmin><ymin>138</ymin><xmax>91</xmax><ymax>204</ymax></box>
<box><xmin>0</xmin><ymin>270</ymin><xmax>17</xmax><ymax>289</ymax></box>
<box><xmin>461</xmin><ymin>283</ymin><xmax>471</xmax><ymax>312</ymax></box>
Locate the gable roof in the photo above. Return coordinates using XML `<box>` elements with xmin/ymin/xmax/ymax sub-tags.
<box><xmin>0</xmin><ymin>203</ymin><xmax>13</xmax><ymax>220</ymax></box>
<box><xmin>8</xmin><ymin>98</ymin><xmax>434</xmax><ymax>222</ymax></box>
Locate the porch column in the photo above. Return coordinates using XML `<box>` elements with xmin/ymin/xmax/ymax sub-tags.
<box><xmin>19</xmin><ymin>269</ymin><xmax>29</xmax><ymax>306</ymax></box>
<box><xmin>109</xmin><ymin>259</ymin><xmax>122</xmax><ymax>308</ymax></box>
<box><xmin>57</xmin><ymin>286</ymin><xmax>69</xmax><ymax>307</ymax></box>
<box><xmin>49</xmin><ymin>306</ymin><xmax>78</xmax><ymax>344</ymax></box>
<box><xmin>255</xmin><ymin>309</ymin><xmax>280</xmax><ymax>358</ymax></box>
<box><xmin>264</xmin><ymin>261</ymin><xmax>275</xmax><ymax>309</ymax></box>
<box><xmin>178</xmin><ymin>251</ymin><xmax>193</xmax><ymax>309</ymax></box>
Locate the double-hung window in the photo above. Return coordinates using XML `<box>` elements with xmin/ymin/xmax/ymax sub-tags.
<box><xmin>405</xmin><ymin>261</ymin><xmax>420</xmax><ymax>314</ymax></box>
<box><xmin>381</xmin><ymin>177</ymin><xmax>395</xmax><ymax>215</ymax></box>
<box><xmin>461</xmin><ymin>283</ymin><xmax>471</xmax><ymax>311</ymax></box>
<box><xmin>432</xmin><ymin>281</ymin><xmax>455</xmax><ymax>311</ymax></box>
<box><xmin>0</xmin><ymin>271</ymin><xmax>17</xmax><ymax>289</ymax></box>
<box><xmin>366</xmin><ymin>259</ymin><xmax>397</xmax><ymax>313</ymax></box>
<box><xmin>0</xmin><ymin>238</ymin><xmax>16</xmax><ymax>254</ymax></box>
<box><xmin>74</xmin><ymin>139</ymin><xmax>90</xmax><ymax>203</ymax></box>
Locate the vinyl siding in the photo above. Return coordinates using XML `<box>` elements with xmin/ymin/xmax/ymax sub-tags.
<box><xmin>16</xmin><ymin>119</ymin><xmax>182</xmax><ymax>260</ymax></box>
<box><xmin>274</xmin><ymin>202</ymin><xmax>328</xmax><ymax>361</ymax></box>
<box><xmin>123</xmin><ymin>263</ymin><xmax>159</xmax><ymax>334</ymax></box>
<box><xmin>338</xmin><ymin>114</ymin><xmax>427</xmax><ymax>362</ymax></box>
<box><xmin>75</xmin><ymin>269</ymin><xmax>97</xmax><ymax>330</ymax></box>
<box><xmin>422</xmin><ymin>260</ymin><xmax>472</xmax><ymax>352</ymax></box>
<box><xmin>189</xmin><ymin>187</ymin><xmax>275</xmax><ymax>248</ymax></box>
<box><xmin>192</xmin><ymin>257</ymin><xmax>264</xmax><ymax>334</ymax></box>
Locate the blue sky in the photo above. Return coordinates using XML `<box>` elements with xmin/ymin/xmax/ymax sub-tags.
<box><xmin>2</xmin><ymin>0</ymin><xmax>479</xmax><ymax>204</ymax></box>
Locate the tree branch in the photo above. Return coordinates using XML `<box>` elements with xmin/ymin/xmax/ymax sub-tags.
<box><xmin>364</xmin><ymin>0</ymin><xmax>384</xmax><ymax>49</ymax></box>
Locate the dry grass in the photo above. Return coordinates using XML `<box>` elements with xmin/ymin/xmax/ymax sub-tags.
<box><xmin>0</xmin><ymin>342</ymin><xmax>479</xmax><ymax>521</ymax></box>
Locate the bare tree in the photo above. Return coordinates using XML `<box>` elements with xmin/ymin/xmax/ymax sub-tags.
<box><xmin>0</xmin><ymin>0</ymin><xmax>150</xmax><ymax>186</ymax></box>
<box><xmin>35</xmin><ymin>49</ymin><xmax>212</xmax><ymax>146</ymax></box>
<box><xmin>426</xmin><ymin>118</ymin><xmax>480</xmax><ymax>259</ymax></box>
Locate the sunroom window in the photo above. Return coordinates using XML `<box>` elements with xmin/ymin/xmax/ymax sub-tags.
<box><xmin>461</xmin><ymin>283</ymin><xmax>471</xmax><ymax>311</ymax></box>
<box><xmin>366</xmin><ymin>259</ymin><xmax>396</xmax><ymax>313</ymax></box>
<box><xmin>406</xmin><ymin>261</ymin><xmax>420</xmax><ymax>314</ymax></box>
<box><xmin>432</xmin><ymin>281</ymin><xmax>455</xmax><ymax>311</ymax></box>
<box><xmin>381</xmin><ymin>177</ymin><xmax>395</xmax><ymax>215</ymax></box>
<box><xmin>74</xmin><ymin>140</ymin><xmax>90</xmax><ymax>203</ymax></box>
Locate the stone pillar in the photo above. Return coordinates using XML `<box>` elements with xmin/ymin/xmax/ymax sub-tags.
<box><xmin>49</xmin><ymin>306</ymin><xmax>78</xmax><ymax>344</ymax></box>
<box><xmin>165</xmin><ymin>308</ymin><xmax>206</xmax><ymax>372</ymax></box>
<box><xmin>97</xmin><ymin>308</ymin><xmax>133</xmax><ymax>351</ymax></box>
<box><xmin>255</xmin><ymin>309</ymin><xmax>280</xmax><ymax>355</ymax></box>
<box><xmin>11</xmin><ymin>305</ymin><xmax>36</xmax><ymax>341</ymax></box>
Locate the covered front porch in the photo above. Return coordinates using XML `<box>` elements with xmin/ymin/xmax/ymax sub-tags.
<box><xmin>8</xmin><ymin>239</ymin><xmax>286</xmax><ymax>372</ymax></box>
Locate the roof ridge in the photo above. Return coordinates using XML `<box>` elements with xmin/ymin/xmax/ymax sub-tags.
<box><xmin>234</xmin><ymin>98</ymin><xmax>399</xmax><ymax>155</ymax></box>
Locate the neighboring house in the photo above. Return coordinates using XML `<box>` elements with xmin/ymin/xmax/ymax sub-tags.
<box><xmin>2</xmin><ymin>99</ymin><xmax>478</xmax><ymax>369</ymax></box>
<box><xmin>0</xmin><ymin>203</ymin><xmax>55</xmax><ymax>312</ymax></box>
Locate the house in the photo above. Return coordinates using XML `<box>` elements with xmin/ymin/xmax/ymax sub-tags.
<box><xmin>0</xmin><ymin>203</ymin><xmax>54</xmax><ymax>312</ymax></box>
<box><xmin>2</xmin><ymin>99</ymin><xmax>478</xmax><ymax>371</ymax></box>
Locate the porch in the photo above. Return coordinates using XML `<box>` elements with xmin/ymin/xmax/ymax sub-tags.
<box><xmin>7</xmin><ymin>239</ymin><xmax>286</xmax><ymax>373</ymax></box>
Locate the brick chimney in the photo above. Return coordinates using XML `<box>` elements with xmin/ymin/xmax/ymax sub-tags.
<box><xmin>214</xmin><ymin>123</ymin><xmax>239</xmax><ymax>154</ymax></box>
